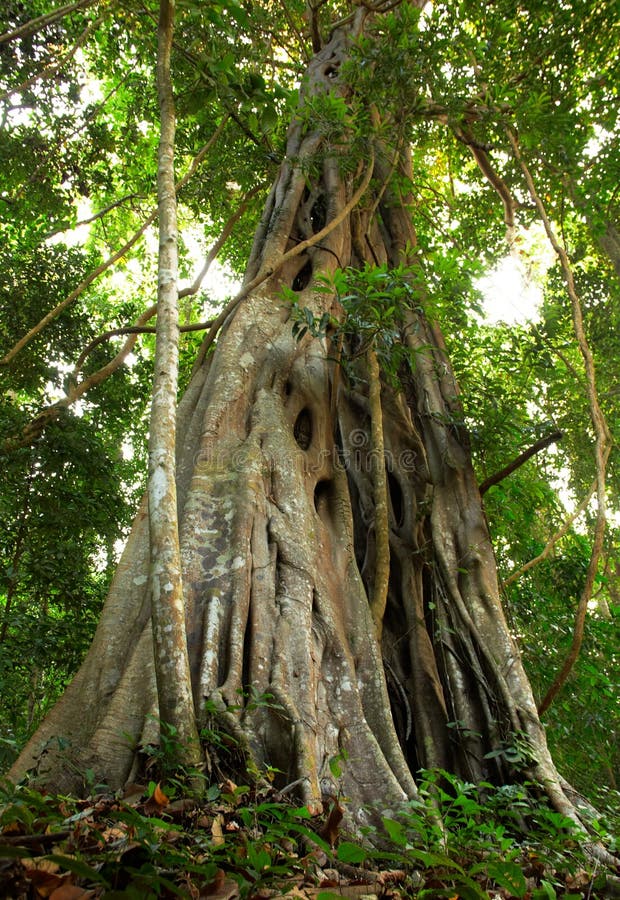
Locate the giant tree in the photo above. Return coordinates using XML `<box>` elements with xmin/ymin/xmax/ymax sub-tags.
<box><xmin>4</xmin><ymin>0</ymin><xmax>618</xmax><ymax>836</ymax></box>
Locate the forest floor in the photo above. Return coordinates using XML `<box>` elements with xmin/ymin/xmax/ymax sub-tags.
<box><xmin>0</xmin><ymin>765</ymin><xmax>619</xmax><ymax>899</ymax></box>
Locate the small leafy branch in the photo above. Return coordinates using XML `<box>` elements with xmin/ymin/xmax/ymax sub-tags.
<box><xmin>287</xmin><ymin>261</ymin><xmax>424</xmax><ymax>381</ymax></box>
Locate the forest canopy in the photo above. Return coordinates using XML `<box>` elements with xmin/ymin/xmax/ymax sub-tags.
<box><xmin>0</xmin><ymin>0</ymin><xmax>618</xmax><ymax>807</ymax></box>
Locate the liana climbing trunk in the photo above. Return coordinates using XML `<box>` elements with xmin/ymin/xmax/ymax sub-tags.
<box><xmin>9</xmin><ymin>6</ymin><xmax>587</xmax><ymax>833</ymax></box>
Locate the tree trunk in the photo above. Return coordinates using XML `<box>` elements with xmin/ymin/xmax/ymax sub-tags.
<box><xmin>148</xmin><ymin>0</ymin><xmax>201</xmax><ymax>764</ymax></box>
<box><xmin>9</xmin><ymin>8</ymin><xmax>584</xmax><ymax>830</ymax></box>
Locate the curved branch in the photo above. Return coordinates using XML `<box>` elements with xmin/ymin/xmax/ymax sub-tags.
<box><xmin>71</xmin><ymin>308</ymin><xmax>219</xmax><ymax>378</ymax></box>
<box><xmin>175</xmin><ymin>116</ymin><xmax>230</xmax><ymax>194</ymax></box>
<box><xmin>45</xmin><ymin>193</ymin><xmax>142</xmax><ymax>239</ymax></box>
<box><xmin>537</xmin><ymin>448</ymin><xmax>611</xmax><ymax>716</ymax></box>
<box><xmin>506</xmin><ymin>126</ymin><xmax>613</xmax><ymax>716</ymax></box>
<box><xmin>279</xmin><ymin>1</ymin><xmax>311</xmax><ymax>60</ymax></box>
<box><xmin>0</xmin><ymin>121</ymin><xmax>227</xmax><ymax>368</ymax></box>
<box><xmin>69</xmin><ymin>182</ymin><xmax>258</xmax><ymax>375</ymax></box>
<box><xmin>1</xmin><ymin>304</ymin><xmax>157</xmax><ymax>453</ymax></box>
<box><xmin>71</xmin><ymin>305</ymin><xmax>157</xmax><ymax>388</ymax></box>
<box><xmin>0</xmin><ymin>0</ymin><xmax>99</xmax><ymax>45</ymax></box>
<box><xmin>2</xmin><ymin>161</ymin><xmax>252</xmax><ymax>452</ymax></box>
<box><xmin>453</xmin><ymin>124</ymin><xmax>516</xmax><ymax>237</ymax></box>
<box><xmin>2</xmin><ymin>312</ymin><xmax>223</xmax><ymax>453</ymax></box>
<box><xmin>306</xmin><ymin>0</ymin><xmax>329</xmax><ymax>51</ymax></box>
<box><xmin>502</xmin><ymin>480</ymin><xmax>596</xmax><ymax>588</ymax></box>
<box><xmin>1</xmin><ymin>208</ymin><xmax>158</xmax><ymax>367</ymax></box>
<box><xmin>479</xmin><ymin>430</ymin><xmax>563</xmax><ymax>496</ymax></box>
<box><xmin>0</xmin><ymin>12</ymin><xmax>110</xmax><ymax>104</ymax></box>
<box><xmin>178</xmin><ymin>182</ymin><xmax>265</xmax><ymax>300</ymax></box>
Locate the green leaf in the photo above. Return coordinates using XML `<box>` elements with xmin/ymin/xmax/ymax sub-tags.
<box><xmin>531</xmin><ymin>881</ymin><xmax>557</xmax><ymax>899</ymax></box>
<box><xmin>46</xmin><ymin>853</ymin><xmax>110</xmax><ymax>885</ymax></box>
<box><xmin>0</xmin><ymin>844</ymin><xmax>35</xmax><ymax>858</ymax></box>
<box><xmin>471</xmin><ymin>859</ymin><xmax>527</xmax><ymax>897</ymax></box>
<box><xmin>407</xmin><ymin>847</ymin><xmax>465</xmax><ymax>872</ymax></box>
<box><xmin>206</xmin><ymin>783</ymin><xmax>221</xmax><ymax>801</ymax></box>
<box><xmin>336</xmin><ymin>841</ymin><xmax>367</xmax><ymax>864</ymax></box>
<box><xmin>228</xmin><ymin>4</ymin><xmax>249</xmax><ymax>27</ymax></box>
<box><xmin>382</xmin><ymin>816</ymin><xmax>408</xmax><ymax>847</ymax></box>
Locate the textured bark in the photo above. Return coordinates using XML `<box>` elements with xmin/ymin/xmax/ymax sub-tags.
<box><xmin>367</xmin><ymin>345</ymin><xmax>390</xmax><ymax>640</ymax></box>
<box><xmin>148</xmin><ymin>0</ymin><xmax>201</xmax><ymax>761</ymax></box>
<box><xmin>9</xmin><ymin>8</ymin><xmax>588</xmax><ymax>834</ymax></box>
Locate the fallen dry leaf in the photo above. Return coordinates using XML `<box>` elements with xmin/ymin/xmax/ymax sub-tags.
<box><xmin>377</xmin><ymin>869</ymin><xmax>407</xmax><ymax>885</ymax></box>
<box><xmin>211</xmin><ymin>813</ymin><xmax>225</xmax><ymax>846</ymax></box>
<box><xmin>22</xmin><ymin>866</ymin><xmax>65</xmax><ymax>898</ymax></box>
<box><xmin>99</xmin><ymin>824</ymin><xmax>127</xmax><ymax>843</ymax></box>
<box><xmin>142</xmin><ymin>782</ymin><xmax>170</xmax><ymax>816</ymax></box>
<box><xmin>202</xmin><ymin>868</ymin><xmax>239</xmax><ymax>898</ymax></box>
<box><xmin>153</xmin><ymin>783</ymin><xmax>169</xmax><ymax>807</ymax></box>
<box><xmin>565</xmin><ymin>870</ymin><xmax>591</xmax><ymax>890</ymax></box>
<box><xmin>318</xmin><ymin>800</ymin><xmax>344</xmax><ymax>848</ymax></box>
<box><xmin>22</xmin><ymin>856</ymin><xmax>70</xmax><ymax>898</ymax></box>
<box><xmin>167</xmin><ymin>797</ymin><xmax>197</xmax><ymax>818</ymax></box>
<box><xmin>49</xmin><ymin>886</ymin><xmax>94</xmax><ymax>899</ymax></box>
<box><xmin>22</xmin><ymin>858</ymin><xmax>61</xmax><ymax>874</ymax></box>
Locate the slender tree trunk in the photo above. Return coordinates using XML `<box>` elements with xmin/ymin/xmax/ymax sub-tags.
<box><xmin>8</xmin><ymin>8</ymin><xmax>590</xmax><ymax>836</ymax></box>
<box><xmin>147</xmin><ymin>0</ymin><xmax>200</xmax><ymax>763</ymax></box>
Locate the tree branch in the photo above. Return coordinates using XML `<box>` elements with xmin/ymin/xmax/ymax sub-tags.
<box><xmin>70</xmin><ymin>181</ymin><xmax>259</xmax><ymax>375</ymax></box>
<box><xmin>479</xmin><ymin>430</ymin><xmax>563</xmax><ymax>496</ymax></box>
<box><xmin>44</xmin><ymin>193</ymin><xmax>142</xmax><ymax>238</ymax></box>
<box><xmin>505</xmin><ymin>126</ymin><xmax>613</xmax><ymax>717</ymax></box>
<box><xmin>178</xmin><ymin>182</ymin><xmax>264</xmax><ymax>299</ymax></box>
<box><xmin>70</xmin><ymin>311</ymin><xmax>218</xmax><ymax>379</ymax></box>
<box><xmin>537</xmin><ymin>447</ymin><xmax>610</xmax><ymax>717</ymax></box>
<box><xmin>0</xmin><ymin>0</ymin><xmax>99</xmax><ymax>45</ymax></box>
<box><xmin>1</xmin><ymin>305</ymin><xmax>157</xmax><ymax>452</ymax></box>
<box><xmin>1</xmin><ymin>168</ymin><xmax>254</xmax><ymax>451</ymax></box>
<box><xmin>306</xmin><ymin>0</ymin><xmax>329</xmax><ymax>51</ymax></box>
<box><xmin>502</xmin><ymin>480</ymin><xmax>596</xmax><ymax>588</ymax></box>
<box><xmin>0</xmin><ymin>12</ymin><xmax>110</xmax><ymax>104</ymax></box>
<box><xmin>453</xmin><ymin>123</ymin><xmax>516</xmax><ymax>238</ymax></box>
<box><xmin>1</xmin><ymin>209</ymin><xmax>158</xmax><ymax>367</ymax></box>
<box><xmin>0</xmin><ymin>122</ymin><xmax>227</xmax><ymax>368</ymax></box>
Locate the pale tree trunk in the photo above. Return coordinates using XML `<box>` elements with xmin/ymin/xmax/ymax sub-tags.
<box><xmin>9</xmin><ymin>7</ymin><xmax>588</xmax><ymax>833</ymax></box>
<box><xmin>148</xmin><ymin>0</ymin><xmax>201</xmax><ymax>763</ymax></box>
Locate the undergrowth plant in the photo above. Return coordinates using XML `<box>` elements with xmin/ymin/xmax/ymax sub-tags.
<box><xmin>0</xmin><ymin>730</ymin><xmax>618</xmax><ymax>899</ymax></box>
<box><xmin>360</xmin><ymin>769</ymin><xmax>617</xmax><ymax>900</ymax></box>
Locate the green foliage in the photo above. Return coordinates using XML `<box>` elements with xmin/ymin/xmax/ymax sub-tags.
<box><xmin>372</xmin><ymin>769</ymin><xmax>616</xmax><ymax>899</ymax></box>
<box><xmin>289</xmin><ymin>262</ymin><xmax>422</xmax><ymax>385</ymax></box>
<box><xmin>1</xmin><ymin>765</ymin><xmax>617</xmax><ymax>898</ymax></box>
